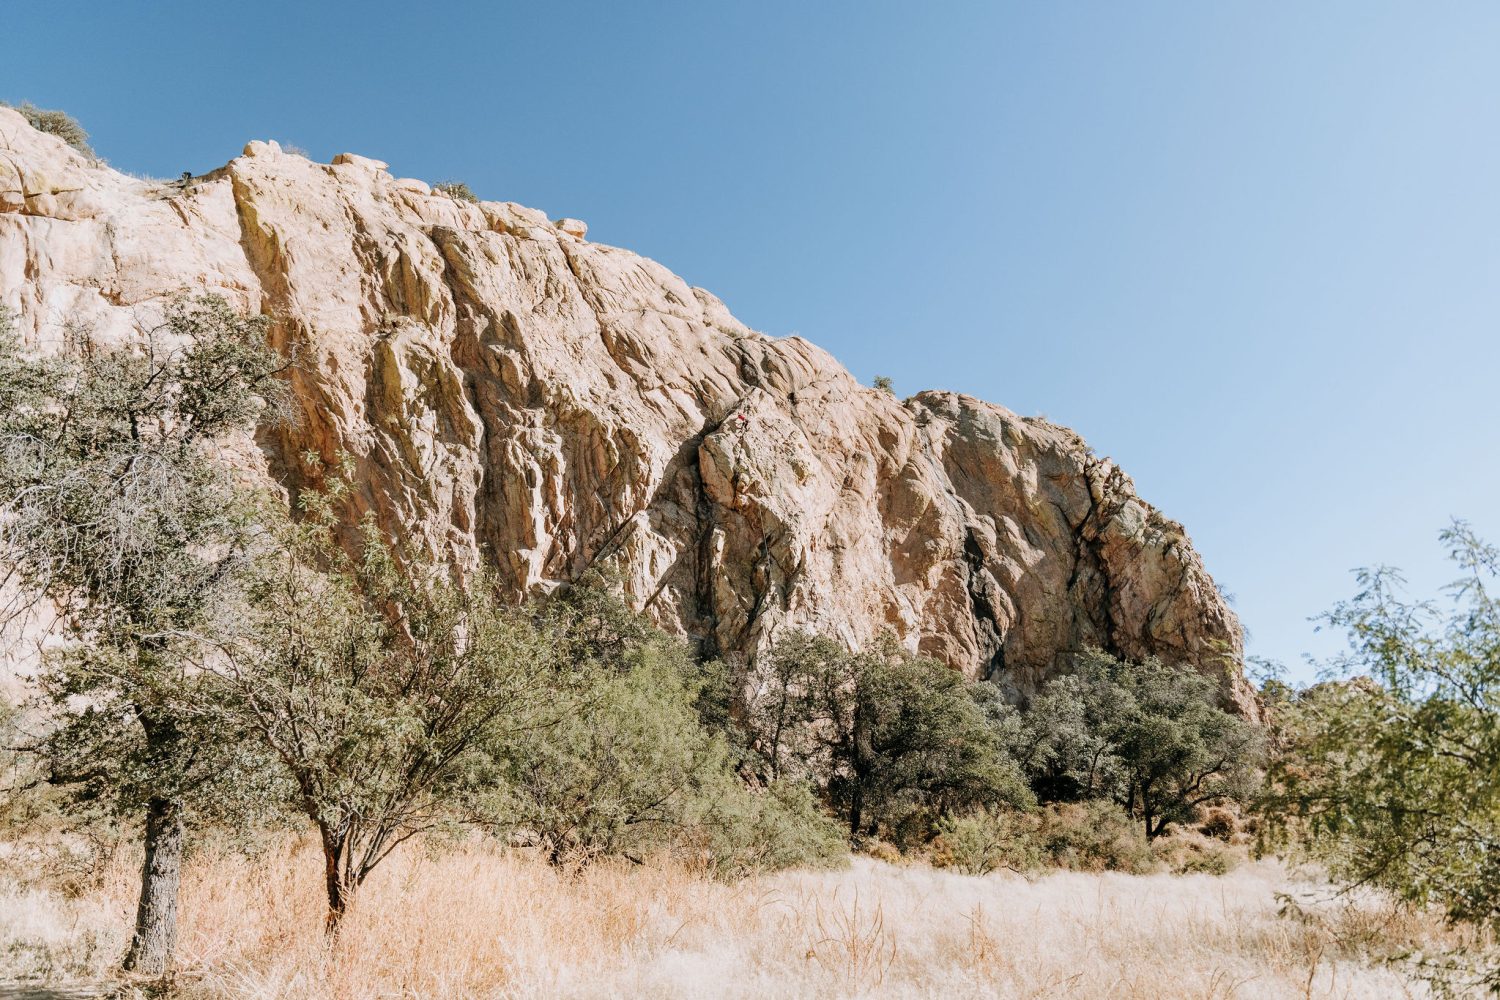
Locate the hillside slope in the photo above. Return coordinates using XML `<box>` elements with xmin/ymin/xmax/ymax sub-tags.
<box><xmin>0</xmin><ymin>108</ymin><xmax>1253</xmax><ymax>713</ymax></box>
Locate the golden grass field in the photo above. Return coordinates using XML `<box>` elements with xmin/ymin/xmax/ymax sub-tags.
<box><xmin>0</xmin><ymin>836</ymin><xmax>1480</xmax><ymax>999</ymax></box>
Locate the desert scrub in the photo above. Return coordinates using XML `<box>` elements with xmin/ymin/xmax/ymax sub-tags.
<box><xmin>931</xmin><ymin>808</ymin><xmax>1041</xmax><ymax>875</ymax></box>
<box><xmin>1153</xmin><ymin>833</ymin><xmax>1240</xmax><ymax>876</ymax></box>
<box><xmin>932</xmin><ymin>802</ymin><xmax>1162</xmax><ymax>876</ymax></box>
<box><xmin>1037</xmin><ymin>801</ymin><xmax>1156</xmax><ymax>873</ymax></box>
<box><xmin>434</xmin><ymin>180</ymin><xmax>479</xmax><ymax>203</ymax></box>
<box><xmin>0</xmin><ymin>836</ymin><xmax>1468</xmax><ymax>999</ymax></box>
<box><xmin>1197</xmin><ymin>805</ymin><xmax>1238</xmax><ymax>840</ymax></box>
<box><xmin>3</xmin><ymin>101</ymin><xmax>94</xmax><ymax>158</ymax></box>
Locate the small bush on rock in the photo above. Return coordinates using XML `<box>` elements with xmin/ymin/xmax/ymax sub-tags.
<box><xmin>435</xmin><ymin>180</ymin><xmax>479</xmax><ymax>203</ymax></box>
<box><xmin>4</xmin><ymin>101</ymin><xmax>94</xmax><ymax>158</ymax></box>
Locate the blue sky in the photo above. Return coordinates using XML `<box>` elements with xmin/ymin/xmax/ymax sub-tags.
<box><xmin>5</xmin><ymin>1</ymin><xmax>1498</xmax><ymax>680</ymax></box>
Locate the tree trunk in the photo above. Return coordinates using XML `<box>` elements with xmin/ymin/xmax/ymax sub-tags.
<box><xmin>321</xmin><ymin>826</ymin><xmax>351</xmax><ymax>934</ymax></box>
<box><xmin>122</xmin><ymin>794</ymin><xmax>184</xmax><ymax>976</ymax></box>
<box><xmin>848</xmin><ymin>700</ymin><xmax>872</xmax><ymax>840</ymax></box>
<box><xmin>848</xmin><ymin>783</ymin><xmax>864</xmax><ymax>840</ymax></box>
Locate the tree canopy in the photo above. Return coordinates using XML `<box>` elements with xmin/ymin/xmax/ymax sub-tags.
<box><xmin>1261</xmin><ymin>523</ymin><xmax>1500</xmax><ymax>945</ymax></box>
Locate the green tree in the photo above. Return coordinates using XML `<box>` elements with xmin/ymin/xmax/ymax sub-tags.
<box><xmin>0</xmin><ymin>297</ymin><xmax>288</xmax><ymax>975</ymax></box>
<box><xmin>212</xmin><ymin>473</ymin><xmax>561</xmax><ymax>930</ymax></box>
<box><xmin>1017</xmin><ymin>650</ymin><xmax>1261</xmax><ymax>839</ymax></box>
<box><xmin>505</xmin><ymin>587</ymin><xmax>843</xmax><ymax>873</ymax></box>
<box><xmin>1260</xmin><ymin>523</ymin><xmax>1500</xmax><ymax>982</ymax></box>
<box><xmin>980</xmin><ymin>669</ymin><xmax>1131</xmax><ymax>803</ymax></box>
<box><xmin>746</xmin><ymin>632</ymin><xmax>1031</xmax><ymax>841</ymax></box>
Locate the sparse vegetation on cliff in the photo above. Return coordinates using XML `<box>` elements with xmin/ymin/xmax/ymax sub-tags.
<box><xmin>1</xmin><ymin>100</ymin><xmax>94</xmax><ymax>157</ymax></box>
<box><xmin>434</xmin><ymin>180</ymin><xmax>479</xmax><ymax>202</ymax></box>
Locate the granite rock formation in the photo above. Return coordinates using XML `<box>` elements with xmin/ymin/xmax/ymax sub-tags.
<box><xmin>0</xmin><ymin>107</ymin><xmax>1255</xmax><ymax>715</ymax></box>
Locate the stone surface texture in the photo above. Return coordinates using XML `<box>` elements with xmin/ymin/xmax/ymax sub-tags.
<box><xmin>0</xmin><ymin>108</ymin><xmax>1256</xmax><ymax>715</ymax></box>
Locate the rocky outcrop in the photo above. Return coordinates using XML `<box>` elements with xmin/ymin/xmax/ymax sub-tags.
<box><xmin>0</xmin><ymin>108</ymin><xmax>1256</xmax><ymax>716</ymax></box>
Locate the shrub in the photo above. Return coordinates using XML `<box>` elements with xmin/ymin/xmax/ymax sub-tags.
<box><xmin>502</xmin><ymin>605</ymin><xmax>840</xmax><ymax>875</ymax></box>
<box><xmin>861</xmin><ymin>838</ymin><xmax>904</xmax><ymax>864</ymax></box>
<box><xmin>873</xmin><ymin>375</ymin><xmax>894</xmax><ymax>393</ymax></box>
<box><xmin>3</xmin><ymin>101</ymin><xmax>94</xmax><ymax>158</ymax></box>
<box><xmin>435</xmin><ymin>180</ymin><xmax>479</xmax><ymax>203</ymax></box>
<box><xmin>1152</xmin><ymin>832</ymin><xmax>1238</xmax><ymax>876</ymax></box>
<box><xmin>932</xmin><ymin>801</ymin><xmax>1162</xmax><ymax>876</ymax></box>
<box><xmin>1198</xmin><ymin>806</ymin><xmax>1238</xmax><ymax>841</ymax></box>
<box><xmin>690</xmin><ymin>778</ymin><xmax>847</xmax><ymax>878</ymax></box>
<box><xmin>1038</xmin><ymin>801</ymin><xmax>1157</xmax><ymax>874</ymax></box>
<box><xmin>932</xmin><ymin>808</ymin><xmax>1042</xmax><ymax>875</ymax></box>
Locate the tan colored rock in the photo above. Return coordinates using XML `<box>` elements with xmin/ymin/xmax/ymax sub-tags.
<box><xmin>332</xmin><ymin>152</ymin><xmax>389</xmax><ymax>171</ymax></box>
<box><xmin>555</xmin><ymin>217</ymin><xmax>588</xmax><ymax>240</ymax></box>
<box><xmin>0</xmin><ymin>106</ymin><xmax>1256</xmax><ymax>717</ymax></box>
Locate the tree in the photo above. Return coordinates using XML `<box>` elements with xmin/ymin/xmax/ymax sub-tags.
<box><xmin>981</xmin><ymin>669</ymin><xmax>1131</xmax><ymax>803</ymax></box>
<box><xmin>1260</xmin><ymin>523</ymin><xmax>1500</xmax><ymax>980</ymax></box>
<box><xmin>212</xmin><ymin>474</ymin><xmax>561</xmax><ymax>930</ymax></box>
<box><xmin>504</xmin><ymin>585</ymin><xmax>843</xmax><ymax>873</ymax></box>
<box><xmin>1017</xmin><ymin>650</ymin><xmax>1261</xmax><ymax>839</ymax></box>
<box><xmin>0</xmin><ymin>297</ymin><xmax>288</xmax><ymax>974</ymax></box>
<box><xmin>746</xmin><ymin>632</ymin><xmax>1031</xmax><ymax>841</ymax></box>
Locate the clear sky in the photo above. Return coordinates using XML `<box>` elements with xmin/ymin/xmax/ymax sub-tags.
<box><xmin>5</xmin><ymin>2</ymin><xmax>1498</xmax><ymax>680</ymax></box>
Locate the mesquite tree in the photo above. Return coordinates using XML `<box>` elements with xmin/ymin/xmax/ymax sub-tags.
<box><xmin>1011</xmin><ymin>650</ymin><xmax>1262</xmax><ymax>839</ymax></box>
<box><xmin>212</xmin><ymin>472</ymin><xmax>562</xmax><ymax>930</ymax></box>
<box><xmin>746</xmin><ymin>632</ymin><xmax>1032</xmax><ymax>840</ymax></box>
<box><xmin>1260</xmin><ymin>524</ymin><xmax>1500</xmax><ymax>992</ymax></box>
<box><xmin>0</xmin><ymin>297</ymin><xmax>287</xmax><ymax>975</ymax></box>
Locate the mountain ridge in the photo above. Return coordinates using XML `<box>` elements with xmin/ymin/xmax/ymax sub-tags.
<box><xmin>0</xmin><ymin>107</ymin><xmax>1256</xmax><ymax>716</ymax></box>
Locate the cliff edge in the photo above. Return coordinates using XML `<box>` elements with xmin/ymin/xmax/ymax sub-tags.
<box><xmin>0</xmin><ymin>108</ymin><xmax>1255</xmax><ymax>715</ymax></box>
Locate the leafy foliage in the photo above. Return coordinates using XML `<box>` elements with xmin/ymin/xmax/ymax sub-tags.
<box><xmin>505</xmin><ymin>587</ymin><xmax>843</xmax><ymax>875</ymax></box>
<box><xmin>745</xmin><ymin>632</ymin><xmax>1032</xmax><ymax>841</ymax></box>
<box><xmin>931</xmin><ymin>806</ymin><xmax>1041</xmax><ymax>875</ymax></box>
<box><xmin>1260</xmin><ymin>523</ymin><xmax>1500</xmax><ymax>947</ymax></box>
<box><xmin>933</xmin><ymin>800</ymin><xmax>1159</xmax><ymax>876</ymax></box>
<box><xmin>1010</xmin><ymin>650</ymin><xmax>1262</xmax><ymax>839</ymax></box>
<box><xmin>0</xmin><ymin>295</ymin><xmax>289</xmax><ymax>971</ymax></box>
<box><xmin>0</xmin><ymin>296</ymin><xmax>289</xmax><ymax>814</ymax></box>
<box><xmin>434</xmin><ymin>181</ymin><xmax>479</xmax><ymax>203</ymax></box>
<box><xmin>212</xmin><ymin>471</ymin><xmax>564</xmax><ymax>924</ymax></box>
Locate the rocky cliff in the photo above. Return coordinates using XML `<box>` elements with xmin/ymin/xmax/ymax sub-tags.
<box><xmin>0</xmin><ymin>107</ymin><xmax>1255</xmax><ymax>715</ymax></box>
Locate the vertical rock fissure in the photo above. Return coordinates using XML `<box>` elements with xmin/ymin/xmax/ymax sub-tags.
<box><xmin>960</xmin><ymin>527</ymin><xmax>1007</xmax><ymax>681</ymax></box>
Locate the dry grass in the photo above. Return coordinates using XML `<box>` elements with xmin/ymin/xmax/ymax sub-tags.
<box><xmin>0</xmin><ymin>835</ymin><xmax>1483</xmax><ymax>999</ymax></box>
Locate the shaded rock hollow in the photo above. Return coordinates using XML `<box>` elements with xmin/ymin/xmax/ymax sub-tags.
<box><xmin>0</xmin><ymin>108</ymin><xmax>1255</xmax><ymax>715</ymax></box>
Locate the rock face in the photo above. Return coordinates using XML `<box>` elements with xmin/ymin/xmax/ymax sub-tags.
<box><xmin>0</xmin><ymin>108</ymin><xmax>1256</xmax><ymax>716</ymax></box>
